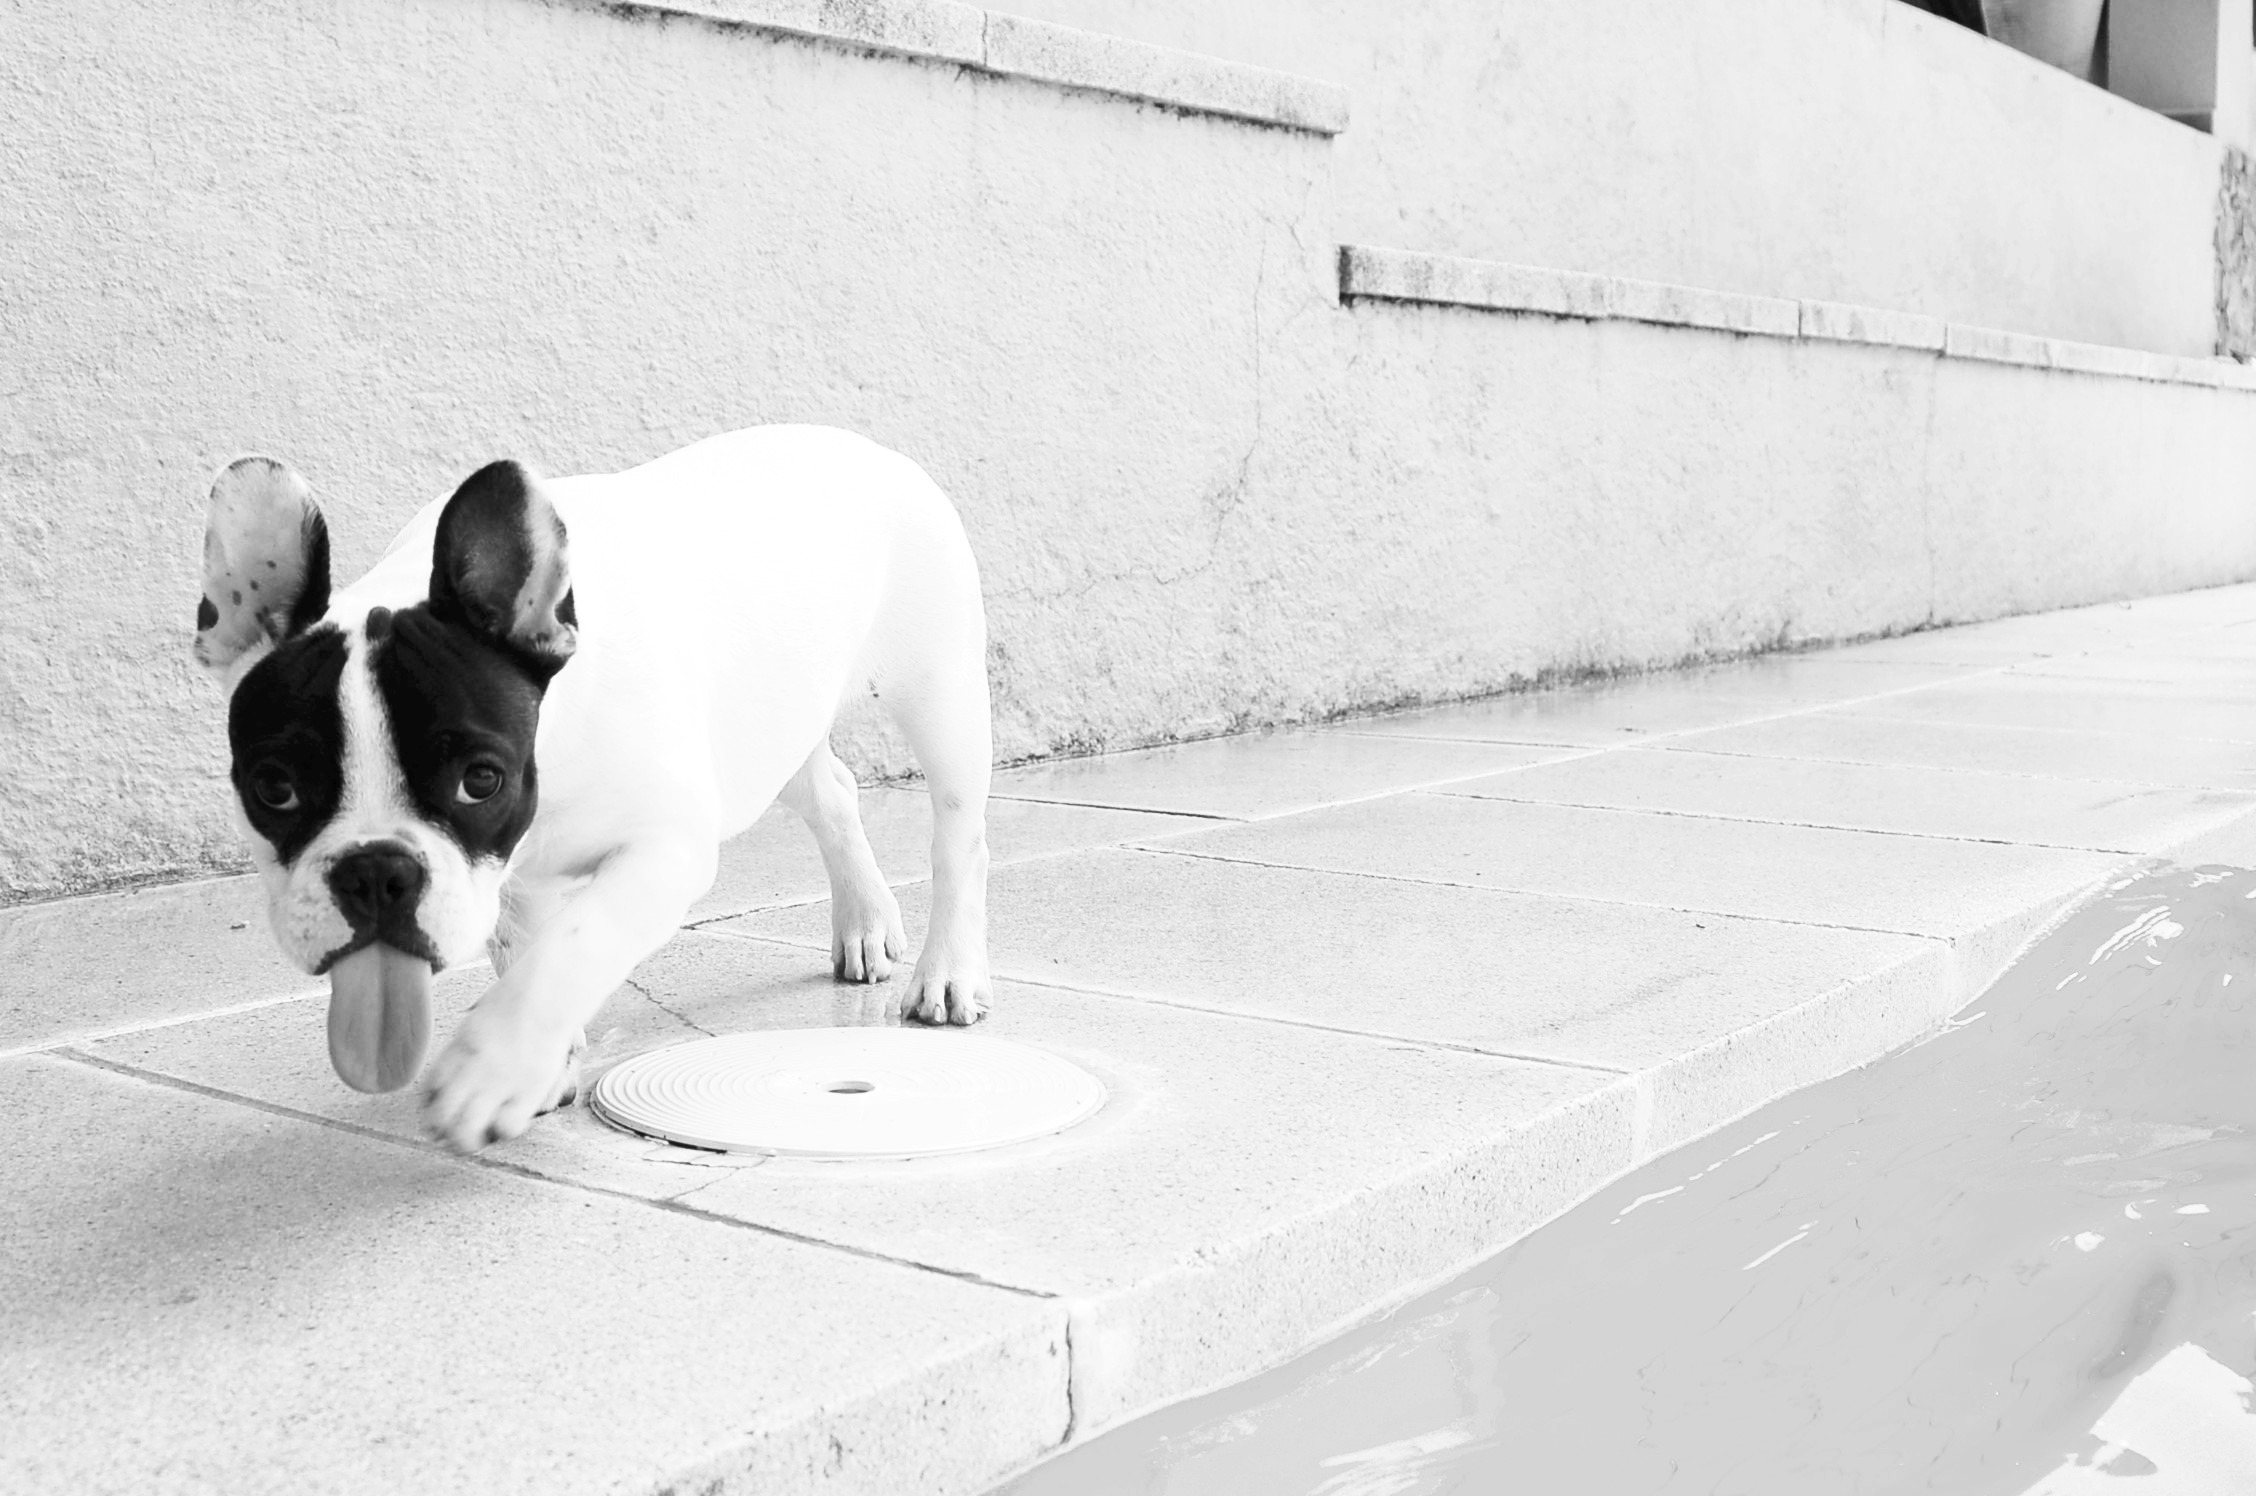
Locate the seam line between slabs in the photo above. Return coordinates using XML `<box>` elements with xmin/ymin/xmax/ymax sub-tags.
<box><xmin>693</xmin><ymin>926</ymin><xmax>1631</xmax><ymax>1077</ymax></box>
<box><xmin>1412</xmin><ymin>790</ymin><xmax>2153</xmax><ymax>855</ymax></box>
<box><xmin>0</xmin><ymin>988</ymin><xmax>331</xmax><ymax>1064</ymax></box>
<box><xmin>1827</xmin><ymin>707</ymin><xmax>2256</xmax><ymax>749</ymax></box>
<box><xmin>1644</xmin><ymin>741</ymin><xmax>2252</xmax><ymax>791</ymax></box>
<box><xmin>979</xmin><ymin>667</ymin><xmax>2018</xmax><ymax>828</ymax></box>
<box><xmin>679</xmin><ymin>821</ymin><xmax>1227</xmax><ymax>929</ymax></box>
<box><xmin>48</xmin><ymin>1046</ymin><xmax>1059</xmax><ymax>1302</ymax></box>
<box><xmin>1115</xmin><ymin>843</ymin><xmax>1969</xmax><ymax>944</ymax></box>
<box><xmin>0</xmin><ymin>957</ymin><xmax>495</xmax><ymax>1064</ymax></box>
<box><xmin>1034</xmin><ymin>663</ymin><xmax>2038</xmax><ymax>822</ymax></box>
<box><xmin>986</xmin><ymin>792</ymin><xmax>1244</xmax><ymax>820</ymax></box>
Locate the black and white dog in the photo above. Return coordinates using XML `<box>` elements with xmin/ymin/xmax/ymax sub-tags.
<box><xmin>193</xmin><ymin>426</ymin><xmax>993</xmax><ymax>1152</ymax></box>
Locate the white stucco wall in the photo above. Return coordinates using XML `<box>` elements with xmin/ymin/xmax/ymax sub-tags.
<box><xmin>1332</xmin><ymin>306</ymin><xmax>2256</xmax><ymax>699</ymax></box>
<box><xmin>0</xmin><ymin>0</ymin><xmax>1341</xmax><ymax>899</ymax></box>
<box><xmin>4</xmin><ymin>0</ymin><xmax>2253</xmax><ymax>903</ymax></box>
<box><xmin>1003</xmin><ymin>0</ymin><xmax>2228</xmax><ymax>356</ymax></box>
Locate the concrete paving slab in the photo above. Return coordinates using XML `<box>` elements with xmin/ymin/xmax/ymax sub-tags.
<box><xmin>0</xmin><ymin>873</ymin><xmax>308</xmax><ymax>1054</ymax></box>
<box><xmin>721</xmin><ymin>849</ymin><xmax>1937</xmax><ymax>1071</ymax></box>
<box><xmin>83</xmin><ymin>927</ymin><xmax>1639</xmax><ymax>1444</ymax></box>
<box><xmin>1814</xmin><ymin>631</ymin><xmax>2076</xmax><ymax>666</ymax></box>
<box><xmin>2010</xmin><ymin>651</ymin><xmax>2256</xmax><ymax>688</ymax></box>
<box><xmin>79</xmin><ymin>962</ymin><xmax>717</xmax><ymax>1203</ymax></box>
<box><xmin>0</xmin><ymin>1052</ymin><xmax>1067</xmax><ymax>1496</ymax></box>
<box><xmin>719</xmin><ymin>850</ymin><xmax>1951</xmax><ymax>1154</ymax></box>
<box><xmin>692</xmin><ymin>790</ymin><xmax>1202</xmax><ymax>922</ymax></box>
<box><xmin>988</xmin><ymin>729</ymin><xmax>1567</xmax><ymax>820</ymax></box>
<box><xmin>1819</xmin><ymin>589</ymin><xmax>2256</xmax><ymax>664</ymax></box>
<box><xmin>608</xmin><ymin>940</ymin><xmax>1638</xmax><ymax>1436</ymax></box>
<box><xmin>2079</xmin><ymin>582</ymin><xmax>2256</xmax><ymax>630</ymax></box>
<box><xmin>1677</xmin><ymin>710</ymin><xmax>2256</xmax><ymax>792</ymax></box>
<box><xmin>1441</xmin><ymin>746</ymin><xmax>2256</xmax><ymax>854</ymax></box>
<box><xmin>1339</xmin><ymin>655</ymin><xmax>1985</xmax><ymax>745</ymax></box>
<box><xmin>2116</xmin><ymin>624</ymin><xmax>2256</xmax><ymax>662</ymax></box>
<box><xmin>1846</xmin><ymin>672</ymin><xmax>2256</xmax><ymax>743</ymax></box>
<box><xmin>1134</xmin><ymin>793</ymin><xmax>2120</xmax><ymax>947</ymax></box>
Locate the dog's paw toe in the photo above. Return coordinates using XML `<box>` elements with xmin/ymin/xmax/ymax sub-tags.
<box><xmin>535</xmin><ymin>1031</ymin><xmax>586</xmax><ymax>1115</ymax></box>
<box><xmin>832</xmin><ymin>929</ymin><xmax>897</xmax><ymax>984</ymax></box>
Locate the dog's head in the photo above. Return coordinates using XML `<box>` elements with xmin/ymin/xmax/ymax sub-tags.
<box><xmin>193</xmin><ymin>456</ymin><xmax>578</xmax><ymax>1093</ymax></box>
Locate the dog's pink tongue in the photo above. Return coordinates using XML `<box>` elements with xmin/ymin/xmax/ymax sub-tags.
<box><xmin>327</xmin><ymin>943</ymin><xmax>434</xmax><ymax>1093</ymax></box>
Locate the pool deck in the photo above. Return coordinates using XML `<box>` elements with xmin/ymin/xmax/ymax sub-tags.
<box><xmin>8</xmin><ymin>583</ymin><xmax>2256</xmax><ymax>1495</ymax></box>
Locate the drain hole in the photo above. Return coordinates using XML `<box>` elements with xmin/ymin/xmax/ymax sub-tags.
<box><xmin>828</xmin><ymin>1079</ymin><xmax>876</xmax><ymax>1094</ymax></box>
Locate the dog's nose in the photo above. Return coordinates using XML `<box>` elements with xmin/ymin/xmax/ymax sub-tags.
<box><xmin>327</xmin><ymin>844</ymin><xmax>427</xmax><ymax>928</ymax></box>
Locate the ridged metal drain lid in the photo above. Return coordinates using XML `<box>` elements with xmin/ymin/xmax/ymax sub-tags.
<box><xmin>589</xmin><ymin>1028</ymin><xmax>1106</xmax><ymax>1158</ymax></box>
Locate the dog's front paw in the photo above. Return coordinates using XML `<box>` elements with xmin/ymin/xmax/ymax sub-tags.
<box><xmin>901</xmin><ymin>949</ymin><xmax>991</xmax><ymax>1026</ymax></box>
<box><xmin>421</xmin><ymin>1010</ymin><xmax>575</xmax><ymax>1153</ymax></box>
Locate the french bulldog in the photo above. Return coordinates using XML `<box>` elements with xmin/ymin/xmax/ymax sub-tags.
<box><xmin>192</xmin><ymin>425</ymin><xmax>993</xmax><ymax>1152</ymax></box>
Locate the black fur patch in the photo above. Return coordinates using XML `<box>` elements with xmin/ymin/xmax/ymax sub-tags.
<box><xmin>227</xmin><ymin>626</ymin><xmax>347</xmax><ymax>867</ymax></box>
<box><xmin>369</xmin><ymin>604</ymin><xmax>549</xmax><ymax>864</ymax></box>
<box><xmin>428</xmin><ymin>461</ymin><xmax>573</xmax><ymax>677</ymax></box>
<box><xmin>285</xmin><ymin>508</ymin><xmax>333</xmax><ymax>639</ymax></box>
<box><xmin>430</xmin><ymin>462</ymin><xmax>533</xmax><ymax>639</ymax></box>
<box><xmin>197</xmin><ymin>597</ymin><xmax>218</xmax><ymax>631</ymax></box>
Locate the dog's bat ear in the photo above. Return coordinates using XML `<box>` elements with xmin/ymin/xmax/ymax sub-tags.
<box><xmin>427</xmin><ymin>460</ymin><xmax>578</xmax><ymax>678</ymax></box>
<box><xmin>193</xmin><ymin>456</ymin><xmax>333</xmax><ymax>679</ymax></box>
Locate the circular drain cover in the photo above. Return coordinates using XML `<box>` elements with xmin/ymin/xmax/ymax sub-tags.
<box><xmin>589</xmin><ymin>1028</ymin><xmax>1106</xmax><ymax>1158</ymax></box>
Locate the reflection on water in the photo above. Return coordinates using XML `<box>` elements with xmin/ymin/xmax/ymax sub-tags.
<box><xmin>1003</xmin><ymin>864</ymin><xmax>2256</xmax><ymax>1495</ymax></box>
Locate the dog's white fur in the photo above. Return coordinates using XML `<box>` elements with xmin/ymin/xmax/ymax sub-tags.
<box><xmin>211</xmin><ymin>426</ymin><xmax>994</xmax><ymax>1151</ymax></box>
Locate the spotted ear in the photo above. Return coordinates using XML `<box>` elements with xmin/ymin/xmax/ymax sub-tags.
<box><xmin>193</xmin><ymin>456</ymin><xmax>333</xmax><ymax>678</ymax></box>
<box><xmin>427</xmin><ymin>460</ymin><xmax>578</xmax><ymax>678</ymax></box>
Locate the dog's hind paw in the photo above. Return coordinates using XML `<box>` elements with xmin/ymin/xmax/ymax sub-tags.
<box><xmin>901</xmin><ymin>954</ymin><xmax>991</xmax><ymax>1026</ymax></box>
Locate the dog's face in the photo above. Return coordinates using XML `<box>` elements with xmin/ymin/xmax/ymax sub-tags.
<box><xmin>193</xmin><ymin>457</ymin><xmax>578</xmax><ymax>1093</ymax></box>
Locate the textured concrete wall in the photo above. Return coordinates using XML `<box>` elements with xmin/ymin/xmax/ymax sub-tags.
<box><xmin>5</xmin><ymin>0</ymin><xmax>2255</xmax><ymax>903</ymax></box>
<box><xmin>0</xmin><ymin>0</ymin><xmax>1337</xmax><ymax>900</ymax></box>
<box><xmin>1004</xmin><ymin>0</ymin><xmax>2228</xmax><ymax>355</ymax></box>
<box><xmin>1334</xmin><ymin>305</ymin><xmax>2256</xmax><ymax>701</ymax></box>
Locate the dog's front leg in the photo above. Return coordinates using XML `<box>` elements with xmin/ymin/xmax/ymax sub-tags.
<box><xmin>422</xmin><ymin>836</ymin><xmax>715</xmax><ymax>1152</ymax></box>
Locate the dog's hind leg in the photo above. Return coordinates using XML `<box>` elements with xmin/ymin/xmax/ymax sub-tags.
<box><xmin>779</xmin><ymin>740</ymin><xmax>905</xmax><ymax>983</ymax></box>
<box><xmin>876</xmin><ymin>540</ymin><xmax>994</xmax><ymax>1027</ymax></box>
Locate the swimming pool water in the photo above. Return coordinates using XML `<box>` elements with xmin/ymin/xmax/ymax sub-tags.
<box><xmin>1001</xmin><ymin>863</ymin><xmax>2256</xmax><ymax>1495</ymax></box>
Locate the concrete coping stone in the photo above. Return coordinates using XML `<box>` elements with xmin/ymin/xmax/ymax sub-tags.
<box><xmin>1799</xmin><ymin>298</ymin><xmax>1948</xmax><ymax>352</ymax></box>
<box><xmin>1607</xmin><ymin>275</ymin><xmax>1800</xmax><ymax>338</ymax></box>
<box><xmin>1944</xmin><ymin>321</ymin><xmax>2054</xmax><ymax>369</ymax></box>
<box><xmin>1341</xmin><ymin>244</ymin><xmax>2256</xmax><ymax>393</ymax></box>
<box><xmin>594</xmin><ymin>0</ymin><xmax>1351</xmax><ymax>135</ymax></box>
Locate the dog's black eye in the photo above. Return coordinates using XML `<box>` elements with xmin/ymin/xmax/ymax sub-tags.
<box><xmin>456</xmin><ymin>764</ymin><xmax>504</xmax><ymax>805</ymax></box>
<box><xmin>250</xmin><ymin>767</ymin><xmax>299</xmax><ymax>812</ymax></box>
